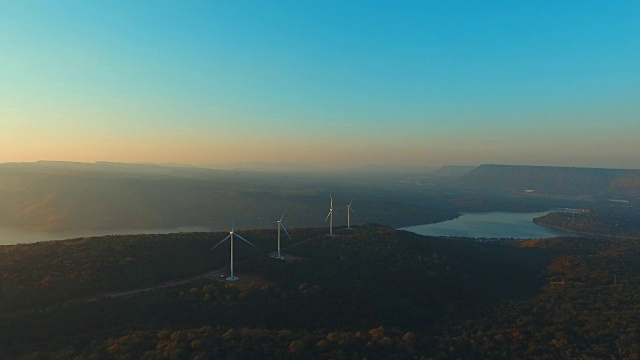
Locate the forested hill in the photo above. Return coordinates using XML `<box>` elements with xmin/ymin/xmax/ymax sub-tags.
<box><xmin>462</xmin><ymin>164</ymin><xmax>640</xmax><ymax>197</ymax></box>
<box><xmin>1</xmin><ymin>225</ymin><xmax>639</xmax><ymax>359</ymax></box>
<box><xmin>534</xmin><ymin>211</ymin><xmax>640</xmax><ymax>239</ymax></box>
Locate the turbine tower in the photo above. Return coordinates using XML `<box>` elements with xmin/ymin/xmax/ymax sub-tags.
<box><xmin>325</xmin><ymin>194</ymin><xmax>334</xmax><ymax>236</ymax></box>
<box><xmin>211</xmin><ymin>221</ymin><xmax>255</xmax><ymax>281</ymax></box>
<box><xmin>346</xmin><ymin>199</ymin><xmax>356</xmax><ymax>229</ymax></box>
<box><xmin>274</xmin><ymin>211</ymin><xmax>291</xmax><ymax>260</ymax></box>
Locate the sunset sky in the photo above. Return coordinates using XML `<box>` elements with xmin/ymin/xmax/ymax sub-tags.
<box><xmin>1</xmin><ymin>1</ymin><xmax>638</xmax><ymax>168</ymax></box>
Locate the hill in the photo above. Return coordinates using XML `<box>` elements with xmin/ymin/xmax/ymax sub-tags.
<box><xmin>433</xmin><ymin>165</ymin><xmax>477</xmax><ymax>177</ymax></box>
<box><xmin>1</xmin><ymin>225</ymin><xmax>639</xmax><ymax>359</ymax></box>
<box><xmin>534</xmin><ymin>210</ymin><xmax>640</xmax><ymax>239</ymax></box>
<box><xmin>461</xmin><ymin>164</ymin><xmax>640</xmax><ymax>198</ymax></box>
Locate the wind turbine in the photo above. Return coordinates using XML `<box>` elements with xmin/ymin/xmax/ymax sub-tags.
<box><xmin>211</xmin><ymin>221</ymin><xmax>255</xmax><ymax>281</ymax></box>
<box><xmin>346</xmin><ymin>199</ymin><xmax>356</xmax><ymax>229</ymax></box>
<box><xmin>325</xmin><ymin>194</ymin><xmax>334</xmax><ymax>236</ymax></box>
<box><xmin>273</xmin><ymin>211</ymin><xmax>291</xmax><ymax>260</ymax></box>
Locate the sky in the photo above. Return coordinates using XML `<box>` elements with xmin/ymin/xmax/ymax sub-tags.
<box><xmin>1</xmin><ymin>1</ymin><xmax>639</xmax><ymax>169</ymax></box>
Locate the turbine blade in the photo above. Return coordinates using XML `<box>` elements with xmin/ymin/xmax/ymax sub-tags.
<box><xmin>349</xmin><ymin>199</ymin><xmax>353</xmax><ymax>206</ymax></box>
<box><xmin>281</xmin><ymin>223</ymin><xmax>292</xmax><ymax>240</ymax></box>
<box><xmin>279</xmin><ymin>211</ymin><xmax>286</xmax><ymax>222</ymax></box>
<box><xmin>350</xmin><ymin>207</ymin><xmax>356</xmax><ymax>216</ymax></box>
<box><xmin>235</xmin><ymin>233</ymin><xmax>256</xmax><ymax>247</ymax></box>
<box><xmin>211</xmin><ymin>235</ymin><xmax>231</xmax><ymax>250</ymax></box>
<box><xmin>325</xmin><ymin>211</ymin><xmax>331</xmax><ymax>222</ymax></box>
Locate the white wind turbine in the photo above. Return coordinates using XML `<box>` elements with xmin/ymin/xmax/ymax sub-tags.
<box><xmin>211</xmin><ymin>221</ymin><xmax>255</xmax><ymax>281</ymax></box>
<box><xmin>325</xmin><ymin>194</ymin><xmax>334</xmax><ymax>236</ymax></box>
<box><xmin>346</xmin><ymin>199</ymin><xmax>356</xmax><ymax>229</ymax></box>
<box><xmin>273</xmin><ymin>211</ymin><xmax>291</xmax><ymax>260</ymax></box>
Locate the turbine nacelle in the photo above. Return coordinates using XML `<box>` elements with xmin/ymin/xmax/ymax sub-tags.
<box><xmin>211</xmin><ymin>221</ymin><xmax>255</xmax><ymax>281</ymax></box>
<box><xmin>274</xmin><ymin>211</ymin><xmax>291</xmax><ymax>260</ymax></box>
<box><xmin>326</xmin><ymin>194</ymin><xmax>334</xmax><ymax>237</ymax></box>
<box><xmin>346</xmin><ymin>199</ymin><xmax>356</xmax><ymax>229</ymax></box>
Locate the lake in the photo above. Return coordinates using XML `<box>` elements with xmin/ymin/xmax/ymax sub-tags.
<box><xmin>0</xmin><ymin>226</ymin><xmax>212</xmax><ymax>246</ymax></box>
<box><xmin>401</xmin><ymin>211</ymin><xmax>575</xmax><ymax>239</ymax></box>
<box><xmin>1</xmin><ymin>211</ymin><xmax>572</xmax><ymax>245</ymax></box>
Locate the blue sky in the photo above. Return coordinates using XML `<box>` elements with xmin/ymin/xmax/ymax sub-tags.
<box><xmin>1</xmin><ymin>1</ymin><xmax>638</xmax><ymax>168</ymax></box>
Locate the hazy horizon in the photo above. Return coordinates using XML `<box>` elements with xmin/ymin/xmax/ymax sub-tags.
<box><xmin>2</xmin><ymin>1</ymin><xmax>639</xmax><ymax>168</ymax></box>
<box><xmin>1</xmin><ymin>159</ymin><xmax>640</xmax><ymax>172</ymax></box>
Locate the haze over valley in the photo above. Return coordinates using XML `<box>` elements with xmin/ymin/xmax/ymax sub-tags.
<box><xmin>2</xmin><ymin>161</ymin><xmax>638</xmax><ymax>243</ymax></box>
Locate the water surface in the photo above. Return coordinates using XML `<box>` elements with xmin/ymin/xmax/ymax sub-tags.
<box><xmin>401</xmin><ymin>211</ymin><xmax>574</xmax><ymax>239</ymax></box>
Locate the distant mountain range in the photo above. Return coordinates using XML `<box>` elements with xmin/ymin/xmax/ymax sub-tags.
<box><xmin>461</xmin><ymin>164</ymin><xmax>640</xmax><ymax>197</ymax></box>
<box><xmin>2</xmin><ymin>161</ymin><xmax>638</xmax><ymax>234</ymax></box>
<box><xmin>432</xmin><ymin>165</ymin><xmax>477</xmax><ymax>177</ymax></box>
<box><xmin>0</xmin><ymin>161</ymin><xmax>456</xmax><ymax>233</ymax></box>
<box><xmin>206</xmin><ymin>161</ymin><xmax>320</xmax><ymax>172</ymax></box>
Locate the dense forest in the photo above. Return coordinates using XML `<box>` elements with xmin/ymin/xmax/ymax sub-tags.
<box><xmin>1</xmin><ymin>224</ymin><xmax>639</xmax><ymax>359</ymax></box>
<box><xmin>535</xmin><ymin>210</ymin><xmax>640</xmax><ymax>239</ymax></box>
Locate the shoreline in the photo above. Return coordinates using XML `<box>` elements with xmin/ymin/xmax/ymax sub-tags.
<box><xmin>533</xmin><ymin>222</ymin><xmax>639</xmax><ymax>240</ymax></box>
